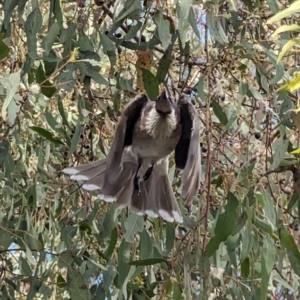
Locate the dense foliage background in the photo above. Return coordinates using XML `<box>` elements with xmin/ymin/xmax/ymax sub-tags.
<box><xmin>1</xmin><ymin>0</ymin><xmax>300</xmax><ymax>299</ymax></box>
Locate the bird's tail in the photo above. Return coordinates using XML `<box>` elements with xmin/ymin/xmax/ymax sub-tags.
<box><xmin>63</xmin><ymin>157</ymin><xmax>136</xmax><ymax>205</ymax></box>
<box><xmin>131</xmin><ymin>159</ymin><xmax>183</xmax><ymax>223</ymax></box>
<box><xmin>62</xmin><ymin>157</ymin><xmax>183</xmax><ymax>223</ymax></box>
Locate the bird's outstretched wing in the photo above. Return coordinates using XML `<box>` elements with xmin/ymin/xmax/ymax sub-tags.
<box><xmin>175</xmin><ymin>95</ymin><xmax>201</xmax><ymax>206</ymax></box>
<box><xmin>103</xmin><ymin>93</ymin><xmax>149</xmax><ymax>185</ymax></box>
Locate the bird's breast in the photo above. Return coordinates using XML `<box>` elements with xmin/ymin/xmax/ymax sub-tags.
<box><xmin>132</xmin><ymin>134</ymin><xmax>181</xmax><ymax>160</ymax></box>
<box><xmin>131</xmin><ymin>107</ymin><xmax>182</xmax><ymax>162</ymax></box>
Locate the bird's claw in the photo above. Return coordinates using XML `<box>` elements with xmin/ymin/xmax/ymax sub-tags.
<box><xmin>134</xmin><ymin>174</ymin><xmax>140</xmax><ymax>195</ymax></box>
<box><xmin>143</xmin><ymin>165</ymin><xmax>154</xmax><ymax>182</ymax></box>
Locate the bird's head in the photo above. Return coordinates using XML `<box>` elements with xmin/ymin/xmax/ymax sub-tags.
<box><xmin>155</xmin><ymin>89</ymin><xmax>175</xmax><ymax>114</ymax></box>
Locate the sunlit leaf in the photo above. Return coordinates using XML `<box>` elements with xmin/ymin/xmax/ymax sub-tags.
<box><xmin>274</xmin><ymin>24</ymin><xmax>300</xmax><ymax>35</ymax></box>
<box><xmin>278</xmin><ymin>38</ymin><xmax>300</xmax><ymax>62</ymax></box>
<box><xmin>291</xmin><ymin>148</ymin><xmax>300</xmax><ymax>154</ymax></box>
<box><xmin>279</xmin><ymin>74</ymin><xmax>300</xmax><ymax>91</ymax></box>
<box><xmin>267</xmin><ymin>0</ymin><xmax>300</xmax><ymax>24</ymax></box>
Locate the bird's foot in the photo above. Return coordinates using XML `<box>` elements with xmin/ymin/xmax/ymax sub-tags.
<box><xmin>143</xmin><ymin>165</ymin><xmax>154</xmax><ymax>181</ymax></box>
<box><xmin>134</xmin><ymin>174</ymin><xmax>141</xmax><ymax>195</ymax></box>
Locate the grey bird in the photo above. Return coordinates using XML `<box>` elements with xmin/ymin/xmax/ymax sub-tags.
<box><xmin>63</xmin><ymin>91</ymin><xmax>201</xmax><ymax>223</ymax></box>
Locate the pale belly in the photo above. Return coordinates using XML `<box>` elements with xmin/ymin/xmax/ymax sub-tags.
<box><xmin>131</xmin><ymin>131</ymin><xmax>181</xmax><ymax>163</ymax></box>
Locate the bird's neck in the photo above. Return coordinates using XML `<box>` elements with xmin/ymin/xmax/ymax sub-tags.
<box><xmin>144</xmin><ymin>107</ymin><xmax>178</xmax><ymax>139</ymax></box>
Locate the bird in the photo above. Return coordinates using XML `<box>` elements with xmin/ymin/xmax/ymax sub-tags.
<box><xmin>62</xmin><ymin>90</ymin><xmax>201</xmax><ymax>223</ymax></box>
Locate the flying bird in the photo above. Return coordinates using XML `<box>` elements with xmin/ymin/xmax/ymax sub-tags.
<box><xmin>63</xmin><ymin>91</ymin><xmax>201</xmax><ymax>223</ymax></box>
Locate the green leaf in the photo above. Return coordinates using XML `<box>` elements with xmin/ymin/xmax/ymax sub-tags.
<box><xmin>226</xmin><ymin>235</ymin><xmax>239</xmax><ymax>268</ymax></box>
<box><xmin>20</xmin><ymin>256</ymin><xmax>32</xmax><ymax>275</ymax></box>
<box><xmin>113</xmin><ymin>90</ymin><xmax>121</xmax><ymax>112</ymax></box>
<box><xmin>7</xmin><ymin>95</ymin><xmax>20</xmax><ymax>125</ymax></box>
<box><xmin>67</xmin><ymin>265</ymin><xmax>92</xmax><ymax>300</ymax></box>
<box><xmin>86</xmin><ymin>68</ymin><xmax>109</xmax><ymax>85</ymax></box>
<box><xmin>0</xmin><ymin>228</ymin><xmax>12</xmax><ymax>251</ymax></box>
<box><xmin>56</xmin><ymin>64</ymin><xmax>75</xmax><ymax>92</ymax></box>
<box><xmin>177</xmin><ymin>0</ymin><xmax>193</xmax><ymax>47</ymax></box>
<box><xmin>155</xmin><ymin>10</ymin><xmax>171</xmax><ymax>50</ymax></box>
<box><xmin>118</xmin><ymin>240</ymin><xmax>131</xmax><ymax>286</ymax></box>
<box><xmin>105</xmin><ymin>228</ymin><xmax>118</xmax><ymax>259</ymax></box>
<box><xmin>212</xmin><ymin>101</ymin><xmax>228</xmax><ymax>125</ymax></box>
<box><xmin>240</xmin><ymin>226</ymin><xmax>253</xmax><ymax>263</ymax></box>
<box><xmin>25</xmin><ymin>7</ymin><xmax>42</xmax><ymax>60</ymax></box>
<box><xmin>156</xmin><ymin>47</ymin><xmax>172</xmax><ymax>84</ymax></box>
<box><xmin>44</xmin><ymin>22</ymin><xmax>60</xmax><ymax>55</ymax></box>
<box><xmin>199</xmin><ymin>252</ymin><xmax>211</xmax><ymax>277</ymax></box>
<box><xmin>269</xmin><ymin>63</ymin><xmax>284</xmax><ymax>84</ymax></box>
<box><xmin>266</xmin><ymin>0</ymin><xmax>279</xmax><ymax>13</ymax></box>
<box><xmin>141</xmin><ymin>68</ymin><xmax>159</xmax><ymax>100</ymax></box>
<box><xmin>262</xmin><ymin>189</ymin><xmax>276</xmax><ymax>229</ymax></box>
<box><xmin>273</xmin><ymin>276</ymin><xmax>295</xmax><ymax>292</ymax></box>
<box><xmin>248</xmin><ymin>85</ymin><xmax>264</xmax><ymax>100</ymax></box>
<box><xmin>277</xmin><ymin>38</ymin><xmax>300</xmax><ymax>62</ymax></box>
<box><xmin>206</xmin><ymin>12</ymin><xmax>228</xmax><ymax>44</ymax></box>
<box><xmin>1</xmin><ymin>72</ymin><xmax>21</xmax><ymax>122</ymax></box>
<box><xmin>269</xmin><ymin>136</ymin><xmax>289</xmax><ymax>171</ymax></box>
<box><xmin>3</xmin><ymin>0</ymin><xmax>19</xmax><ymax>30</ymax></box>
<box><xmin>60</xmin><ymin>23</ymin><xmax>76</xmax><ymax>44</ymax></box>
<box><xmin>280</xmin><ymin>74</ymin><xmax>300</xmax><ymax>91</ymax></box>
<box><xmin>53</xmin><ymin>0</ymin><xmax>63</xmax><ymax>26</ymax></box>
<box><xmin>0</xmin><ymin>33</ymin><xmax>10</xmax><ymax>60</ymax></box>
<box><xmin>156</xmin><ymin>33</ymin><xmax>177</xmax><ymax>84</ymax></box>
<box><xmin>254</xmin><ymin>216</ymin><xmax>273</xmax><ymax>235</ymax></box>
<box><xmin>30</xmin><ymin>126</ymin><xmax>64</xmax><ymax>145</ymax></box>
<box><xmin>118</xmin><ymin>75</ymin><xmax>135</xmax><ymax>92</ymax></box>
<box><xmin>261</xmin><ymin>236</ymin><xmax>276</xmax><ymax>300</ymax></box>
<box><xmin>139</xmin><ymin>229</ymin><xmax>153</xmax><ymax>259</ymax></box>
<box><xmin>166</xmin><ymin>222</ymin><xmax>175</xmax><ymax>253</ymax></box>
<box><xmin>57</xmin><ymin>274</ymin><xmax>67</xmax><ymax>288</ymax></box>
<box><xmin>124</xmin><ymin>213</ymin><xmax>144</xmax><ymax>243</ymax></box>
<box><xmin>231</xmin><ymin>211</ymin><xmax>248</xmax><ymax>236</ymax></box>
<box><xmin>241</xmin><ymin>257</ymin><xmax>250</xmax><ymax>278</ymax></box>
<box><xmin>286</xmin><ymin>192</ymin><xmax>298</xmax><ymax>213</ymax></box>
<box><xmin>0</xmin><ymin>139</ymin><xmax>9</xmax><ymax>168</ymax></box>
<box><xmin>101</xmin><ymin>203</ymin><xmax>119</xmax><ymax>239</ymax></box>
<box><xmin>124</xmin><ymin>22</ymin><xmax>143</xmax><ymax>40</ymax></box>
<box><xmin>57</xmin><ymin>98</ymin><xmax>70</xmax><ymax>128</ymax></box>
<box><xmin>114</xmin><ymin>0</ymin><xmax>142</xmax><ymax>24</ymax></box>
<box><xmin>267</xmin><ymin>0</ymin><xmax>300</xmax><ymax>24</ymax></box>
<box><xmin>206</xmin><ymin>192</ymin><xmax>239</xmax><ymax>256</ymax></box>
<box><xmin>173</xmin><ymin>283</ymin><xmax>183</xmax><ymax>300</ymax></box>
<box><xmin>67</xmin><ymin>123</ymin><xmax>81</xmax><ymax>158</ymax></box>
<box><xmin>197</xmin><ymin>76</ymin><xmax>206</xmax><ymax>100</ymax></box>
<box><xmin>188</xmin><ymin>7</ymin><xmax>200</xmax><ymax>40</ymax></box>
<box><xmin>129</xmin><ymin>258</ymin><xmax>166</xmax><ymax>266</ymax></box>
<box><xmin>279</xmin><ymin>226</ymin><xmax>300</xmax><ymax>261</ymax></box>
<box><xmin>36</xmin><ymin>64</ymin><xmax>57</xmax><ymax>97</ymax></box>
<box><xmin>274</xmin><ymin>24</ymin><xmax>300</xmax><ymax>35</ymax></box>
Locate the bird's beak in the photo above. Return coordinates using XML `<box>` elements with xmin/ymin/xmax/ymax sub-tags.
<box><xmin>155</xmin><ymin>90</ymin><xmax>173</xmax><ymax>113</ymax></box>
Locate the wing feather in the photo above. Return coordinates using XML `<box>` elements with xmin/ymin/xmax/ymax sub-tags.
<box><xmin>103</xmin><ymin>94</ymin><xmax>149</xmax><ymax>185</ymax></box>
<box><xmin>175</xmin><ymin>95</ymin><xmax>201</xmax><ymax>206</ymax></box>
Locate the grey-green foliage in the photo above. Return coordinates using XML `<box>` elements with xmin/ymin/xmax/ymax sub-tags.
<box><xmin>0</xmin><ymin>0</ymin><xmax>300</xmax><ymax>299</ymax></box>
